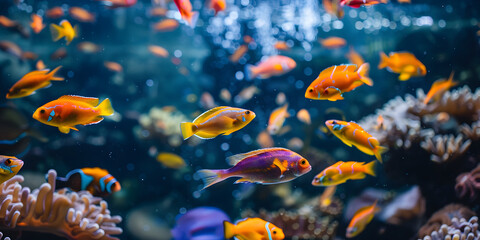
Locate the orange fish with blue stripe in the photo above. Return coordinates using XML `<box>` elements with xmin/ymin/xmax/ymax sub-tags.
<box><xmin>305</xmin><ymin>64</ymin><xmax>372</xmax><ymax>101</ymax></box>
<box><xmin>346</xmin><ymin>200</ymin><xmax>380</xmax><ymax>238</ymax></box>
<box><xmin>378</xmin><ymin>51</ymin><xmax>427</xmax><ymax>81</ymax></box>
<box><xmin>224</xmin><ymin>218</ymin><xmax>285</xmax><ymax>240</ymax></box>
<box><xmin>423</xmin><ymin>71</ymin><xmax>458</xmax><ymax>104</ymax></box>
<box><xmin>55</xmin><ymin>167</ymin><xmax>121</xmax><ymax>197</ymax></box>
<box><xmin>325</xmin><ymin>120</ymin><xmax>387</xmax><ymax>162</ymax></box>
<box><xmin>6</xmin><ymin>66</ymin><xmax>64</xmax><ymax>99</ymax></box>
<box><xmin>312</xmin><ymin>161</ymin><xmax>376</xmax><ymax>186</ymax></box>
<box><xmin>33</xmin><ymin>95</ymin><xmax>114</xmax><ymax>134</ymax></box>
<box><xmin>180</xmin><ymin>106</ymin><xmax>255</xmax><ymax>140</ymax></box>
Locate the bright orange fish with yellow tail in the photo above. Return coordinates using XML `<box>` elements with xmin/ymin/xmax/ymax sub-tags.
<box><xmin>423</xmin><ymin>71</ymin><xmax>458</xmax><ymax>105</ymax></box>
<box><xmin>378</xmin><ymin>51</ymin><xmax>426</xmax><ymax>81</ymax></box>
<box><xmin>346</xmin><ymin>200</ymin><xmax>380</xmax><ymax>238</ymax></box>
<box><xmin>325</xmin><ymin>120</ymin><xmax>387</xmax><ymax>162</ymax></box>
<box><xmin>7</xmin><ymin>66</ymin><xmax>64</xmax><ymax>99</ymax></box>
<box><xmin>33</xmin><ymin>95</ymin><xmax>114</xmax><ymax>134</ymax></box>
<box><xmin>312</xmin><ymin>161</ymin><xmax>376</xmax><ymax>186</ymax></box>
<box><xmin>305</xmin><ymin>64</ymin><xmax>372</xmax><ymax>101</ymax></box>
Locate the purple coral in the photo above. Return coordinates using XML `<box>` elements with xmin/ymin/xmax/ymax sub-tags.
<box><xmin>455</xmin><ymin>164</ymin><xmax>480</xmax><ymax>201</ymax></box>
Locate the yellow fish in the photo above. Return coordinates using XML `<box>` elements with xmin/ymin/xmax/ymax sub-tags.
<box><xmin>325</xmin><ymin>120</ymin><xmax>387</xmax><ymax>163</ymax></box>
<box><xmin>224</xmin><ymin>218</ymin><xmax>285</xmax><ymax>240</ymax></box>
<box><xmin>50</xmin><ymin>20</ymin><xmax>78</xmax><ymax>45</ymax></box>
<box><xmin>156</xmin><ymin>152</ymin><xmax>186</xmax><ymax>169</ymax></box>
<box><xmin>0</xmin><ymin>155</ymin><xmax>24</xmax><ymax>184</ymax></box>
<box><xmin>6</xmin><ymin>66</ymin><xmax>64</xmax><ymax>99</ymax></box>
<box><xmin>267</xmin><ymin>104</ymin><xmax>290</xmax><ymax>135</ymax></box>
<box><xmin>378</xmin><ymin>51</ymin><xmax>426</xmax><ymax>81</ymax></box>
<box><xmin>423</xmin><ymin>71</ymin><xmax>458</xmax><ymax>104</ymax></box>
<box><xmin>346</xmin><ymin>200</ymin><xmax>380</xmax><ymax>238</ymax></box>
<box><xmin>180</xmin><ymin>106</ymin><xmax>255</xmax><ymax>140</ymax></box>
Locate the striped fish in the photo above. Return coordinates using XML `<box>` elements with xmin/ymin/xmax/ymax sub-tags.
<box><xmin>312</xmin><ymin>161</ymin><xmax>376</xmax><ymax>186</ymax></box>
<box><xmin>55</xmin><ymin>167</ymin><xmax>121</xmax><ymax>197</ymax></box>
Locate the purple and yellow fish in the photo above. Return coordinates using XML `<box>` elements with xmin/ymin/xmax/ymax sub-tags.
<box><xmin>196</xmin><ymin>148</ymin><xmax>312</xmax><ymax>189</ymax></box>
<box><xmin>326</xmin><ymin>120</ymin><xmax>387</xmax><ymax>163</ymax></box>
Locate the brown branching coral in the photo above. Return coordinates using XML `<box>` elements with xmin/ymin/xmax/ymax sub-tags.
<box><xmin>360</xmin><ymin>86</ymin><xmax>480</xmax><ymax>164</ymax></box>
<box><xmin>418</xmin><ymin>204</ymin><xmax>475</xmax><ymax>239</ymax></box>
<box><xmin>455</xmin><ymin>164</ymin><xmax>480</xmax><ymax>201</ymax></box>
<box><xmin>0</xmin><ymin>170</ymin><xmax>122</xmax><ymax>240</ymax></box>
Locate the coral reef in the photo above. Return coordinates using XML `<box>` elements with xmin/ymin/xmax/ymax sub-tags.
<box><xmin>379</xmin><ymin>186</ymin><xmax>426</xmax><ymax>227</ymax></box>
<box><xmin>135</xmin><ymin>107</ymin><xmax>190</xmax><ymax>147</ymax></box>
<box><xmin>360</xmin><ymin>86</ymin><xmax>479</xmax><ymax>164</ymax></box>
<box><xmin>418</xmin><ymin>204</ymin><xmax>475</xmax><ymax>239</ymax></box>
<box><xmin>420</xmin><ymin>216</ymin><xmax>480</xmax><ymax>240</ymax></box>
<box><xmin>0</xmin><ymin>170</ymin><xmax>122</xmax><ymax>240</ymax></box>
<box><xmin>455</xmin><ymin>164</ymin><xmax>480</xmax><ymax>201</ymax></box>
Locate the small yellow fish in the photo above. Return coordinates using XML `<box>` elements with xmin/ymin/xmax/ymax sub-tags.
<box><xmin>180</xmin><ymin>106</ymin><xmax>255</xmax><ymax>140</ymax></box>
<box><xmin>268</xmin><ymin>104</ymin><xmax>290</xmax><ymax>135</ymax></box>
<box><xmin>224</xmin><ymin>218</ymin><xmax>285</xmax><ymax>240</ymax></box>
<box><xmin>346</xmin><ymin>200</ymin><xmax>380</xmax><ymax>238</ymax></box>
<box><xmin>0</xmin><ymin>156</ymin><xmax>24</xmax><ymax>185</ymax></box>
<box><xmin>423</xmin><ymin>71</ymin><xmax>458</xmax><ymax>104</ymax></box>
<box><xmin>50</xmin><ymin>20</ymin><xmax>78</xmax><ymax>45</ymax></box>
<box><xmin>378</xmin><ymin>51</ymin><xmax>426</xmax><ymax>81</ymax></box>
<box><xmin>296</xmin><ymin>109</ymin><xmax>311</xmax><ymax>125</ymax></box>
<box><xmin>156</xmin><ymin>152</ymin><xmax>186</xmax><ymax>169</ymax></box>
<box><xmin>319</xmin><ymin>185</ymin><xmax>336</xmax><ymax>208</ymax></box>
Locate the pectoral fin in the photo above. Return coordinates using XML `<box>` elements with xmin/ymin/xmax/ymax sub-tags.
<box><xmin>234</xmin><ymin>178</ymin><xmax>252</xmax><ymax>184</ymax></box>
<box><xmin>399</xmin><ymin>72</ymin><xmax>411</xmax><ymax>81</ymax></box>
<box><xmin>273</xmin><ymin>158</ymin><xmax>288</xmax><ymax>175</ymax></box>
<box><xmin>338</xmin><ymin>137</ymin><xmax>352</xmax><ymax>147</ymax></box>
<box><xmin>58</xmin><ymin>126</ymin><xmax>78</xmax><ymax>134</ymax></box>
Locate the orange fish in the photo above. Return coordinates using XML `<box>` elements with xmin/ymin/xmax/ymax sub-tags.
<box><xmin>69</xmin><ymin>7</ymin><xmax>96</xmax><ymax>23</ymax></box>
<box><xmin>77</xmin><ymin>41</ymin><xmax>101</xmax><ymax>53</ymax></box>
<box><xmin>150</xmin><ymin>7</ymin><xmax>168</xmax><ymax>17</ymax></box>
<box><xmin>210</xmin><ymin>0</ymin><xmax>226</xmax><ymax>15</ymax></box>
<box><xmin>99</xmin><ymin>0</ymin><xmax>137</xmax><ymax>8</ymax></box>
<box><xmin>397</xmin><ymin>0</ymin><xmax>410</xmax><ymax>3</ymax></box>
<box><xmin>341</xmin><ymin>0</ymin><xmax>387</xmax><ymax>8</ymax></box>
<box><xmin>323</xmin><ymin>0</ymin><xmax>345</xmax><ymax>18</ymax></box>
<box><xmin>46</xmin><ymin>7</ymin><xmax>64</xmax><ymax>19</ymax></box>
<box><xmin>50</xmin><ymin>47</ymin><xmax>68</xmax><ymax>60</ymax></box>
<box><xmin>200</xmin><ymin>92</ymin><xmax>216</xmax><ymax>109</ymax></box>
<box><xmin>423</xmin><ymin>71</ymin><xmax>458</xmax><ymax>105</ymax></box>
<box><xmin>148</xmin><ymin>45</ymin><xmax>169</xmax><ymax>58</ymax></box>
<box><xmin>319</xmin><ymin>185</ymin><xmax>336</xmax><ymax>207</ymax></box>
<box><xmin>268</xmin><ymin>104</ymin><xmax>290</xmax><ymax>135</ymax></box>
<box><xmin>346</xmin><ymin>47</ymin><xmax>364</xmax><ymax>66</ymax></box>
<box><xmin>229</xmin><ymin>45</ymin><xmax>248</xmax><ymax>63</ymax></box>
<box><xmin>30</xmin><ymin>14</ymin><xmax>45</xmax><ymax>33</ymax></box>
<box><xmin>378</xmin><ymin>51</ymin><xmax>426</xmax><ymax>81</ymax></box>
<box><xmin>374</xmin><ymin>114</ymin><xmax>385</xmax><ymax>131</ymax></box>
<box><xmin>257</xmin><ymin>131</ymin><xmax>274</xmax><ymax>148</ymax></box>
<box><xmin>219</xmin><ymin>88</ymin><xmax>231</xmax><ymax>103</ymax></box>
<box><xmin>346</xmin><ymin>200</ymin><xmax>380</xmax><ymax>238</ymax></box>
<box><xmin>312</xmin><ymin>161</ymin><xmax>376</xmax><ymax>186</ymax></box>
<box><xmin>246</xmin><ymin>55</ymin><xmax>296</xmax><ymax>80</ymax></box>
<box><xmin>0</xmin><ymin>16</ymin><xmax>16</xmax><ymax>28</ymax></box>
<box><xmin>233</xmin><ymin>85</ymin><xmax>260</xmax><ymax>105</ymax></box>
<box><xmin>180</xmin><ymin>106</ymin><xmax>255</xmax><ymax>140</ymax></box>
<box><xmin>0</xmin><ymin>41</ymin><xmax>23</xmax><ymax>59</ymax></box>
<box><xmin>153</xmin><ymin>19</ymin><xmax>179</xmax><ymax>32</ymax></box>
<box><xmin>320</xmin><ymin>37</ymin><xmax>347</xmax><ymax>49</ymax></box>
<box><xmin>50</xmin><ymin>20</ymin><xmax>78</xmax><ymax>45</ymax></box>
<box><xmin>305</xmin><ymin>64</ymin><xmax>372</xmax><ymax>101</ymax></box>
<box><xmin>173</xmin><ymin>0</ymin><xmax>199</xmax><ymax>28</ymax></box>
<box><xmin>7</xmin><ymin>66</ymin><xmax>64</xmax><ymax>99</ymax></box>
<box><xmin>104</xmin><ymin>61</ymin><xmax>123</xmax><ymax>72</ymax></box>
<box><xmin>55</xmin><ymin>168</ymin><xmax>121</xmax><ymax>197</ymax></box>
<box><xmin>297</xmin><ymin>109</ymin><xmax>311</xmax><ymax>125</ymax></box>
<box><xmin>325</xmin><ymin>120</ymin><xmax>387</xmax><ymax>162</ymax></box>
<box><xmin>36</xmin><ymin>60</ymin><xmax>46</xmax><ymax>70</ymax></box>
<box><xmin>33</xmin><ymin>95</ymin><xmax>114</xmax><ymax>134</ymax></box>
<box><xmin>224</xmin><ymin>218</ymin><xmax>285</xmax><ymax>240</ymax></box>
<box><xmin>274</xmin><ymin>41</ymin><xmax>290</xmax><ymax>51</ymax></box>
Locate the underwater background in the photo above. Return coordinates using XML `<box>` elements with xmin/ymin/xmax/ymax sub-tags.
<box><xmin>0</xmin><ymin>0</ymin><xmax>480</xmax><ymax>239</ymax></box>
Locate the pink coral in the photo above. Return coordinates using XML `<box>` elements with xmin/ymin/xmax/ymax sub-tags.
<box><xmin>0</xmin><ymin>170</ymin><xmax>122</xmax><ymax>240</ymax></box>
<box><xmin>455</xmin><ymin>164</ymin><xmax>480</xmax><ymax>201</ymax></box>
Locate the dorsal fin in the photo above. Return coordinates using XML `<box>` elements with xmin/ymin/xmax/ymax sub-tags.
<box><xmin>192</xmin><ymin>106</ymin><xmax>230</xmax><ymax>124</ymax></box>
<box><xmin>58</xmin><ymin>95</ymin><xmax>99</xmax><ymax>106</ymax></box>
<box><xmin>227</xmin><ymin>147</ymin><xmax>290</xmax><ymax>166</ymax></box>
<box><xmin>24</xmin><ymin>69</ymin><xmax>49</xmax><ymax>77</ymax></box>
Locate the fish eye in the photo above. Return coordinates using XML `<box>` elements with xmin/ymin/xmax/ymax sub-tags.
<box><xmin>245</xmin><ymin>111</ymin><xmax>250</xmax><ymax>114</ymax></box>
<box><xmin>301</xmin><ymin>160</ymin><xmax>306</xmax><ymax>165</ymax></box>
<box><xmin>332</xmin><ymin>120</ymin><xmax>336</xmax><ymax>124</ymax></box>
<box><xmin>309</xmin><ymin>88</ymin><xmax>313</xmax><ymax>93</ymax></box>
<box><xmin>40</xmin><ymin>109</ymin><xmax>45</xmax><ymax>114</ymax></box>
<box><xmin>273</xmin><ymin>231</ymin><xmax>277</xmax><ymax>234</ymax></box>
<box><xmin>5</xmin><ymin>159</ymin><xmax>12</xmax><ymax>165</ymax></box>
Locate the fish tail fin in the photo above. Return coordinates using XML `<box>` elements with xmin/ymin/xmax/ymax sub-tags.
<box><xmin>448</xmin><ymin>71</ymin><xmax>458</xmax><ymax>86</ymax></box>
<box><xmin>185</xmin><ymin>11</ymin><xmax>199</xmax><ymax>28</ymax></box>
<box><xmin>195</xmin><ymin>169</ymin><xmax>225</xmax><ymax>190</ymax></box>
<box><xmin>49</xmin><ymin>23</ymin><xmax>64</xmax><ymax>42</ymax></box>
<box><xmin>223</xmin><ymin>221</ymin><xmax>235</xmax><ymax>239</ymax></box>
<box><xmin>245</xmin><ymin>64</ymin><xmax>256</xmax><ymax>80</ymax></box>
<box><xmin>374</xmin><ymin>146</ymin><xmax>388</xmax><ymax>163</ymax></box>
<box><xmin>378</xmin><ymin>52</ymin><xmax>389</xmax><ymax>69</ymax></box>
<box><xmin>48</xmin><ymin>66</ymin><xmax>64</xmax><ymax>81</ymax></box>
<box><xmin>364</xmin><ymin>160</ymin><xmax>376</xmax><ymax>177</ymax></box>
<box><xmin>180</xmin><ymin>122</ymin><xmax>198</xmax><ymax>140</ymax></box>
<box><xmin>357</xmin><ymin>63</ymin><xmax>373</xmax><ymax>86</ymax></box>
<box><xmin>96</xmin><ymin>98</ymin><xmax>114</xmax><ymax>116</ymax></box>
